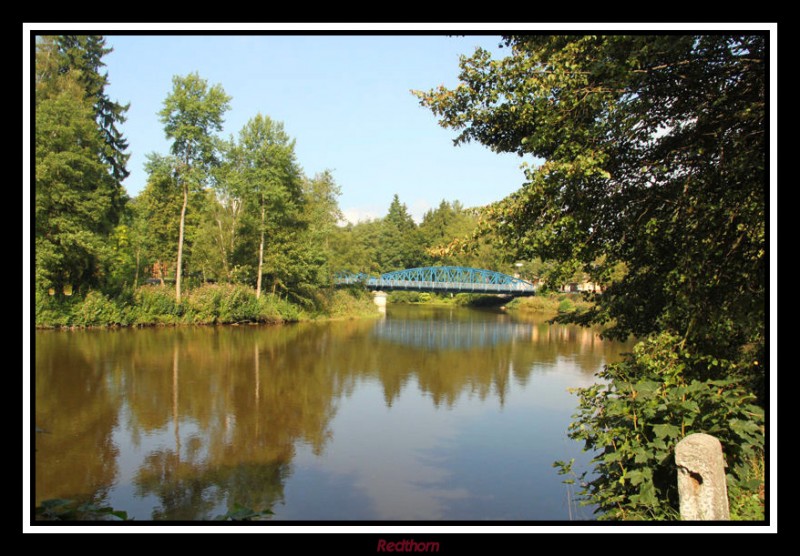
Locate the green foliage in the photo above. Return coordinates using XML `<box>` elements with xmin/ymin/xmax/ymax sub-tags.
<box><xmin>257</xmin><ymin>293</ymin><xmax>302</xmax><ymax>323</ymax></box>
<box><xmin>131</xmin><ymin>285</ymin><xmax>183</xmax><ymax>325</ymax></box>
<box><xmin>35</xmin><ymin>36</ymin><xmax>129</xmax><ymax>295</ymax></box>
<box><xmin>159</xmin><ymin>72</ymin><xmax>231</xmax><ymax>302</ymax></box>
<box><xmin>54</xmin><ymin>35</ymin><xmax>130</xmax><ymax>182</ymax></box>
<box><xmin>507</xmin><ymin>293</ymin><xmax>592</xmax><ymax>314</ymax></box>
<box><xmin>217</xmin><ymin>284</ymin><xmax>260</xmax><ymax>323</ymax></box>
<box><xmin>35</xmin><ymin>288</ymin><xmax>78</xmax><ymax>327</ymax></box>
<box><xmin>183</xmin><ymin>283</ymin><xmax>224</xmax><ymax>323</ymax></box>
<box><xmin>558</xmin><ymin>299</ymin><xmax>576</xmax><ymax>313</ymax></box>
<box><xmin>727</xmin><ymin>450</ymin><xmax>765</xmax><ymax>520</ymax></box>
<box><xmin>415</xmin><ymin>35</ymin><xmax>765</xmax><ymax>360</ymax></box>
<box><xmin>416</xmin><ymin>35</ymin><xmax>766</xmax><ymax>519</ymax></box>
<box><xmin>35</xmin><ymin>499</ymin><xmax>130</xmax><ymax>521</ymax></box>
<box><xmin>214</xmin><ymin>503</ymin><xmax>274</xmax><ymax>521</ymax></box>
<box><xmin>565</xmin><ymin>333</ymin><xmax>764</xmax><ymax>520</ymax></box>
<box><xmin>387</xmin><ymin>290</ymin><xmax>425</xmax><ymax>304</ymax></box>
<box><xmin>35</xmin><ymin>68</ymin><xmax>122</xmax><ymax>293</ymax></box>
<box><xmin>379</xmin><ymin>194</ymin><xmax>427</xmax><ymax>272</ymax></box>
<box><xmin>317</xmin><ymin>288</ymin><xmax>378</xmax><ymax>319</ymax></box>
<box><xmin>71</xmin><ymin>291</ymin><xmax>126</xmax><ymax>326</ymax></box>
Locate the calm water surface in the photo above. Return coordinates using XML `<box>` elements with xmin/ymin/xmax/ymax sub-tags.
<box><xmin>34</xmin><ymin>305</ymin><xmax>632</xmax><ymax>521</ymax></box>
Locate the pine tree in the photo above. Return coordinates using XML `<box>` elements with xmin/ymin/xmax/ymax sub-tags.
<box><xmin>55</xmin><ymin>35</ymin><xmax>130</xmax><ymax>181</ymax></box>
<box><xmin>34</xmin><ymin>36</ymin><xmax>129</xmax><ymax>294</ymax></box>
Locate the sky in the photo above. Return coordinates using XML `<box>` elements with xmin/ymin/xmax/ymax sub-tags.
<box><xmin>92</xmin><ymin>33</ymin><xmax>532</xmax><ymax>224</ymax></box>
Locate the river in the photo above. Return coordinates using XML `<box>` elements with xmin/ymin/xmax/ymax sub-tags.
<box><xmin>33</xmin><ymin>304</ymin><xmax>633</xmax><ymax>521</ymax></box>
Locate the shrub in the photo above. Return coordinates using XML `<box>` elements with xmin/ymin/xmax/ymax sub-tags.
<box><xmin>71</xmin><ymin>291</ymin><xmax>126</xmax><ymax>326</ymax></box>
<box><xmin>561</xmin><ymin>332</ymin><xmax>764</xmax><ymax>520</ymax></box>
<box><xmin>388</xmin><ymin>290</ymin><xmax>422</xmax><ymax>304</ymax></box>
<box><xmin>322</xmin><ymin>288</ymin><xmax>378</xmax><ymax>319</ymax></box>
<box><xmin>131</xmin><ymin>285</ymin><xmax>182</xmax><ymax>325</ymax></box>
<box><xmin>558</xmin><ymin>299</ymin><xmax>576</xmax><ymax>313</ymax></box>
<box><xmin>185</xmin><ymin>284</ymin><xmax>224</xmax><ymax>324</ymax></box>
<box><xmin>217</xmin><ymin>284</ymin><xmax>260</xmax><ymax>323</ymax></box>
<box><xmin>35</xmin><ymin>289</ymin><xmax>74</xmax><ymax>327</ymax></box>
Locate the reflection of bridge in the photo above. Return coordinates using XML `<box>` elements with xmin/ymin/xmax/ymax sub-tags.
<box><xmin>373</xmin><ymin>318</ymin><xmax>534</xmax><ymax>350</ymax></box>
<box><xmin>334</xmin><ymin>266</ymin><xmax>536</xmax><ymax>296</ymax></box>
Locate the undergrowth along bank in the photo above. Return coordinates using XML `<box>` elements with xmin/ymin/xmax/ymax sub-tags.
<box><xmin>35</xmin><ymin>284</ymin><xmax>378</xmax><ymax>328</ymax></box>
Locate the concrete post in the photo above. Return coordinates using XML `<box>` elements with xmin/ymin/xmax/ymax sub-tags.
<box><xmin>675</xmin><ymin>433</ymin><xmax>730</xmax><ymax>520</ymax></box>
<box><xmin>373</xmin><ymin>291</ymin><xmax>387</xmax><ymax>313</ymax></box>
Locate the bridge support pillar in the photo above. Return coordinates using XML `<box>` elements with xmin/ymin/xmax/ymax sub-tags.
<box><xmin>373</xmin><ymin>291</ymin><xmax>387</xmax><ymax>311</ymax></box>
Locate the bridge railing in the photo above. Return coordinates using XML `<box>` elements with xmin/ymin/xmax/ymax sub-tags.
<box><xmin>368</xmin><ymin>279</ymin><xmax>534</xmax><ymax>292</ymax></box>
<box><xmin>333</xmin><ymin>267</ymin><xmax>537</xmax><ymax>295</ymax></box>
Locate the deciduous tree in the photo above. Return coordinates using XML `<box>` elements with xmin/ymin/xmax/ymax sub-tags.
<box><xmin>415</xmin><ymin>34</ymin><xmax>766</xmax><ymax>519</ymax></box>
<box><xmin>159</xmin><ymin>73</ymin><xmax>231</xmax><ymax>302</ymax></box>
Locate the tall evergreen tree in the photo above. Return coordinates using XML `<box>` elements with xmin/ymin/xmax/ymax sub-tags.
<box><xmin>378</xmin><ymin>195</ymin><xmax>425</xmax><ymax>272</ymax></box>
<box><xmin>35</xmin><ymin>36</ymin><xmax>129</xmax><ymax>294</ymax></box>
<box><xmin>55</xmin><ymin>35</ymin><xmax>130</xmax><ymax>182</ymax></box>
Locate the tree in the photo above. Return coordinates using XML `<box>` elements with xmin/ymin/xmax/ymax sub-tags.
<box><xmin>135</xmin><ymin>154</ymin><xmax>184</xmax><ymax>284</ymax></box>
<box><xmin>378</xmin><ymin>194</ymin><xmax>425</xmax><ymax>272</ymax></box>
<box><xmin>416</xmin><ymin>34</ymin><xmax>765</xmax><ymax>367</ymax></box>
<box><xmin>235</xmin><ymin>114</ymin><xmax>302</xmax><ymax>298</ymax></box>
<box><xmin>35</xmin><ymin>37</ymin><xmax>128</xmax><ymax>294</ymax></box>
<box><xmin>415</xmin><ymin>35</ymin><xmax>766</xmax><ymax>518</ymax></box>
<box><xmin>302</xmin><ymin>171</ymin><xmax>343</xmax><ymax>287</ymax></box>
<box><xmin>54</xmin><ymin>35</ymin><xmax>131</xmax><ymax>182</ymax></box>
<box><xmin>206</xmin><ymin>138</ymin><xmax>247</xmax><ymax>282</ymax></box>
<box><xmin>330</xmin><ymin>219</ymin><xmax>383</xmax><ymax>276</ymax></box>
<box><xmin>159</xmin><ymin>73</ymin><xmax>231</xmax><ymax>302</ymax></box>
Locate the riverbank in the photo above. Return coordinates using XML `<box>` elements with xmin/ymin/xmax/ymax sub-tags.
<box><xmin>504</xmin><ymin>292</ymin><xmax>594</xmax><ymax>314</ymax></box>
<box><xmin>387</xmin><ymin>290</ymin><xmax>595</xmax><ymax>314</ymax></box>
<box><xmin>34</xmin><ymin>284</ymin><xmax>379</xmax><ymax>329</ymax></box>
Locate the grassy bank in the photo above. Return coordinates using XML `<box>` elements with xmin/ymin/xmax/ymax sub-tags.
<box><xmin>386</xmin><ymin>291</ymin><xmax>509</xmax><ymax>307</ymax></box>
<box><xmin>34</xmin><ymin>284</ymin><xmax>378</xmax><ymax>328</ymax></box>
<box><xmin>385</xmin><ymin>290</ymin><xmax>595</xmax><ymax>314</ymax></box>
<box><xmin>505</xmin><ymin>292</ymin><xmax>594</xmax><ymax>314</ymax></box>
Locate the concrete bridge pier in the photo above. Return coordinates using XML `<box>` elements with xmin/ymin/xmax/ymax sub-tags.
<box><xmin>373</xmin><ymin>291</ymin><xmax>387</xmax><ymax>313</ymax></box>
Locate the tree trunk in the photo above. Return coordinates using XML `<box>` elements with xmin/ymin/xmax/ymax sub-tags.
<box><xmin>216</xmin><ymin>216</ymin><xmax>229</xmax><ymax>280</ymax></box>
<box><xmin>133</xmin><ymin>248</ymin><xmax>140</xmax><ymax>289</ymax></box>
<box><xmin>176</xmin><ymin>180</ymin><xmax>188</xmax><ymax>303</ymax></box>
<box><xmin>256</xmin><ymin>203</ymin><xmax>265</xmax><ymax>299</ymax></box>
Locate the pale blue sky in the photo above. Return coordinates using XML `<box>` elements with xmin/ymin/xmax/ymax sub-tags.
<box><xmin>99</xmin><ymin>34</ymin><xmax>532</xmax><ymax>223</ymax></box>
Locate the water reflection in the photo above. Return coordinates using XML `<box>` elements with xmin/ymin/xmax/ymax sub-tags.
<box><xmin>373</xmin><ymin>315</ymin><xmax>533</xmax><ymax>350</ymax></box>
<box><xmin>34</xmin><ymin>307</ymin><xmax>632</xmax><ymax>520</ymax></box>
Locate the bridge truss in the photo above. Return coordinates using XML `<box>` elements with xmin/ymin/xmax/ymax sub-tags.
<box><xmin>334</xmin><ymin>266</ymin><xmax>536</xmax><ymax>296</ymax></box>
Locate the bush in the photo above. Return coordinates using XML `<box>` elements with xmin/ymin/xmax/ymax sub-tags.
<box><xmin>561</xmin><ymin>332</ymin><xmax>764</xmax><ymax>520</ymax></box>
<box><xmin>388</xmin><ymin>290</ymin><xmax>423</xmax><ymax>304</ymax></box>
<box><xmin>217</xmin><ymin>284</ymin><xmax>260</xmax><ymax>323</ymax></box>
<box><xmin>184</xmin><ymin>284</ymin><xmax>224</xmax><ymax>324</ymax></box>
<box><xmin>71</xmin><ymin>291</ymin><xmax>126</xmax><ymax>326</ymax></box>
<box><xmin>131</xmin><ymin>285</ymin><xmax>182</xmax><ymax>325</ymax></box>
<box><xmin>558</xmin><ymin>298</ymin><xmax>576</xmax><ymax>313</ymax></box>
<box><xmin>35</xmin><ymin>289</ymin><xmax>74</xmax><ymax>327</ymax></box>
<box><xmin>322</xmin><ymin>288</ymin><xmax>378</xmax><ymax>319</ymax></box>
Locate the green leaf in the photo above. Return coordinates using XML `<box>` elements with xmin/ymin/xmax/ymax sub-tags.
<box><xmin>627</xmin><ymin>469</ymin><xmax>645</xmax><ymax>486</ymax></box>
<box><xmin>652</xmin><ymin>423</ymin><xmax>681</xmax><ymax>439</ymax></box>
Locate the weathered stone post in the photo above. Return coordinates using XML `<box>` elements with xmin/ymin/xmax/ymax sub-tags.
<box><xmin>675</xmin><ymin>433</ymin><xmax>730</xmax><ymax>520</ymax></box>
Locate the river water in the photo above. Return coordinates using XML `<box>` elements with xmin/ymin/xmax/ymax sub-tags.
<box><xmin>33</xmin><ymin>305</ymin><xmax>633</xmax><ymax>521</ymax></box>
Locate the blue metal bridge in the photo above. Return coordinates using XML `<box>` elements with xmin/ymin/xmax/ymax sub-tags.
<box><xmin>334</xmin><ymin>266</ymin><xmax>536</xmax><ymax>296</ymax></box>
